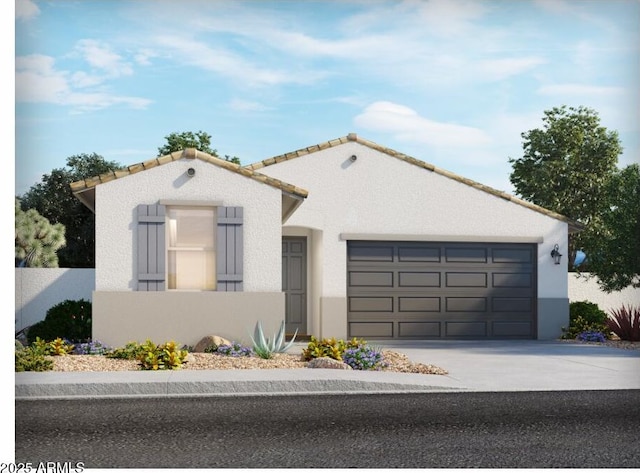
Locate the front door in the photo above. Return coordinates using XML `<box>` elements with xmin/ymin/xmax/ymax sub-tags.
<box><xmin>282</xmin><ymin>237</ymin><xmax>307</xmax><ymax>335</ymax></box>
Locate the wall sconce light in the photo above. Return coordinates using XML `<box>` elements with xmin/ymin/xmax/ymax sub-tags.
<box><xmin>550</xmin><ymin>244</ymin><xmax>562</xmax><ymax>265</ymax></box>
<box><xmin>187</xmin><ymin>167</ymin><xmax>196</xmax><ymax>177</ymax></box>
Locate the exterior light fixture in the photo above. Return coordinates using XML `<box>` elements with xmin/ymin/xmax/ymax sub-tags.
<box><xmin>187</xmin><ymin>167</ymin><xmax>196</xmax><ymax>177</ymax></box>
<box><xmin>350</xmin><ymin>155</ymin><xmax>357</xmax><ymax>162</ymax></box>
<box><xmin>550</xmin><ymin>244</ymin><xmax>562</xmax><ymax>265</ymax></box>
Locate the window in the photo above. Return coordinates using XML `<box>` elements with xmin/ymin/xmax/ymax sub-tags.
<box><xmin>137</xmin><ymin>203</ymin><xmax>243</xmax><ymax>292</ymax></box>
<box><xmin>167</xmin><ymin>206</ymin><xmax>216</xmax><ymax>290</ymax></box>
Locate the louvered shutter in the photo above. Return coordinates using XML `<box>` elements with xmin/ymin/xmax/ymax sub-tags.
<box><xmin>137</xmin><ymin>204</ymin><xmax>166</xmax><ymax>291</ymax></box>
<box><xmin>217</xmin><ymin>206</ymin><xmax>243</xmax><ymax>291</ymax></box>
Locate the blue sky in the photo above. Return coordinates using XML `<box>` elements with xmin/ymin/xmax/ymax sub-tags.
<box><xmin>13</xmin><ymin>0</ymin><xmax>640</xmax><ymax>197</ymax></box>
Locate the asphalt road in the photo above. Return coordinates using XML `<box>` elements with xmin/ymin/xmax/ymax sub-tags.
<box><xmin>15</xmin><ymin>390</ymin><xmax>640</xmax><ymax>468</ymax></box>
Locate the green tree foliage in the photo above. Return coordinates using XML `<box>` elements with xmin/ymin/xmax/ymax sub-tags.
<box><xmin>157</xmin><ymin>130</ymin><xmax>241</xmax><ymax>164</ymax></box>
<box><xmin>15</xmin><ymin>198</ymin><xmax>66</xmax><ymax>267</ymax></box>
<box><xmin>509</xmin><ymin>106</ymin><xmax>638</xmax><ymax>291</ymax></box>
<box><xmin>18</xmin><ymin>153</ymin><xmax>122</xmax><ymax>267</ymax></box>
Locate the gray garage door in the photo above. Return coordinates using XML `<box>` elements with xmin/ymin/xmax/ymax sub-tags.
<box><xmin>347</xmin><ymin>241</ymin><xmax>536</xmax><ymax>339</ymax></box>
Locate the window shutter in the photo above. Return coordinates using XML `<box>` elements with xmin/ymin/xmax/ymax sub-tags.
<box><xmin>137</xmin><ymin>204</ymin><xmax>166</xmax><ymax>291</ymax></box>
<box><xmin>217</xmin><ymin>206</ymin><xmax>243</xmax><ymax>291</ymax></box>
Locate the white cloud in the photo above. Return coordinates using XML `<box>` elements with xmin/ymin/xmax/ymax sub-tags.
<box><xmin>228</xmin><ymin>99</ymin><xmax>271</xmax><ymax>112</ymax></box>
<box><xmin>477</xmin><ymin>57</ymin><xmax>547</xmax><ymax>81</ymax></box>
<box><xmin>537</xmin><ymin>84</ymin><xmax>625</xmax><ymax>97</ymax></box>
<box><xmin>15</xmin><ymin>0</ymin><xmax>39</xmax><ymax>21</ymax></box>
<box><xmin>74</xmin><ymin>39</ymin><xmax>133</xmax><ymax>77</ymax></box>
<box><xmin>15</xmin><ymin>54</ymin><xmax>152</xmax><ymax>111</ymax></box>
<box><xmin>354</xmin><ymin>101</ymin><xmax>491</xmax><ymax>148</ymax></box>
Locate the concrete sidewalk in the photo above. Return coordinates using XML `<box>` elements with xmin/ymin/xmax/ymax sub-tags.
<box><xmin>15</xmin><ymin>341</ymin><xmax>640</xmax><ymax>399</ymax></box>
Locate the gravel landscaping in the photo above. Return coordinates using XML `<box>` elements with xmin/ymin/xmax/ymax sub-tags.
<box><xmin>49</xmin><ymin>349</ymin><xmax>450</xmax><ymax>375</ymax></box>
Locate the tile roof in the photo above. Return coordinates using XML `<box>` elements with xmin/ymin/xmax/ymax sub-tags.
<box><xmin>247</xmin><ymin>133</ymin><xmax>585</xmax><ymax>233</ymax></box>
<box><xmin>70</xmin><ymin>148</ymin><xmax>309</xmax><ymax>212</ymax></box>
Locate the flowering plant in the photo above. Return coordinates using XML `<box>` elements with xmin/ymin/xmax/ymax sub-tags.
<box><xmin>342</xmin><ymin>345</ymin><xmax>388</xmax><ymax>370</ymax></box>
<box><xmin>74</xmin><ymin>340</ymin><xmax>111</xmax><ymax>355</ymax></box>
<box><xmin>576</xmin><ymin>331</ymin><xmax>607</xmax><ymax>343</ymax></box>
<box><xmin>216</xmin><ymin>342</ymin><xmax>253</xmax><ymax>357</ymax></box>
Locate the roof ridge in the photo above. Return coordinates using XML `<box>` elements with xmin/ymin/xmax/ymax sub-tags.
<box><xmin>245</xmin><ymin>133</ymin><xmax>584</xmax><ymax>232</ymax></box>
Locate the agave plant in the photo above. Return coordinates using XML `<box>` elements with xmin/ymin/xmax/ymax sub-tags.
<box><xmin>249</xmin><ymin>321</ymin><xmax>298</xmax><ymax>359</ymax></box>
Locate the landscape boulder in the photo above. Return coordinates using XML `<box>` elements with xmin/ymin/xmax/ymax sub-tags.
<box><xmin>194</xmin><ymin>335</ymin><xmax>232</xmax><ymax>353</ymax></box>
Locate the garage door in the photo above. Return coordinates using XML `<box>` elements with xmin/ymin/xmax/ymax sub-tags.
<box><xmin>347</xmin><ymin>241</ymin><xmax>536</xmax><ymax>339</ymax></box>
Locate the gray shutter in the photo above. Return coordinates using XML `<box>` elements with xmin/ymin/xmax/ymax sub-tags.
<box><xmin>137</xmin><ymin>204</ymin><xmax>166</xmax><ymax>291</ymax></box>
<box><xmin>217</xmin><ymin>206</ymin><xmax>243</xmax><ymax>291</ymax></box>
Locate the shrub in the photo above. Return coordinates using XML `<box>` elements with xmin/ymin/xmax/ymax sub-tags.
<box><xmin>203</xmin><ymin>343</ymin><xmax>219</xmax><ymax>354</ymax></box>
<box><xmin>576</xmin><ymin>331</ymin><xmax>607</xmax><ymax>343</ymax></box>
<box><xmin>106</xmin><ymin>341</ymin><xmax>145</xmax><ymax>360</ymax></box>
<box><xmin>32</xmin><ymin>337</ymin><xmax>75</xmax><ymax>356</ymax></box>
<box><xmin>216</xmin><ymin>342</ymin><xmax>253</xmax><ymax>357</ymax></box>
<box><xmin>342</xmin><ymin>344</ymin><xmax>388</xmax><ymax>370</ymax></box>
<box><xmin>607</xmin><ymin>305</ymin><xmax>640</xmax><ymax>341</ymax></box>
<box><xmin>249</xmin><ymin>320</ymin><xmax>298</xmax><ymax>359</ymax></box>
<box><xmin>136</xmin><ymin>339</ymin><xmax>189</xmax><ymax>370</ymax></box>
<box><xmin>26</xmin><ymin>299</ymin><xmax>92</xmax><ymax>344</ymax></box>
<box><xmin>562</xmin><ymin>301</ymin><xmax>610</xmax><ymax>340</ymax></box>
<box><xmin>15</xmin><ymin>346</ymin><xmax>53</xmax><ymax>372</ymax></box>
<box><xmin>301</xmin><ymin>336</ymin><xmax>367</xmax><ymax>361</ymax></box>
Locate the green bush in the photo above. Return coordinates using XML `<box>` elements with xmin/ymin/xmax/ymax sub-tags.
<box><xmin>302</xmin><ymin>336</ymin><xmax>367</xmax><ymax>361</ymax></box>
<box><xmin>562</xmin><ymin>301</ymin><xmax>610</xmax><ymax>340</ymax></box>
<box><xmin>15</xmin><ymin>345</ymin><xmax>53</xmax><ymax>372</ymax></box>
<box><xmin>32</xmin><ymin>337</ymin><xmax>75</xmax><ymax>356</ymax></box>
<box><xmin>106</xmin><ymin>341</ymin><xmax>145</xmax><ymax>360</ymax></box>
<box><xmin>26</xmin><ymin>299</ymin><xmax>92</xmax><ymax>344</ymax></box>
<box><xmin>136</xmin><ymin>339</ymin><xmax>189</xmax><ymax>370</ymax></box>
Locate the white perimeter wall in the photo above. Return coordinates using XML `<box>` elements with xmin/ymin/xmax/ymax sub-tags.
<box><xmin>14</xmin><ymin>268</ymin><xmax>639</xmax><ymax>335</ymax></box>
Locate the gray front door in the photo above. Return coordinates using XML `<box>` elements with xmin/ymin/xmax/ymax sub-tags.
<box><xmin>283</xmin><ymin>237</ymin><xmax>307</xmax><ymax>335</ymax></box>
<box><xmin>347</xmin><ymin>241</ymin><xmax>537</xmax><ymax>339</ymax></box>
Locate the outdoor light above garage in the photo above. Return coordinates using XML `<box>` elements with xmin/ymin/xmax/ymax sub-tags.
<box><xmin>551</xmin><ymin>244</ymin><xmax>562</xmax><ymax>265</ymax></box>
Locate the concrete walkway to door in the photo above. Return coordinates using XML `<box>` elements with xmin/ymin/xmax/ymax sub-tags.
<box><xmin>15</xmin><ymin>340</ymin><xmax>640</xmax><ymax>399</ymax></box>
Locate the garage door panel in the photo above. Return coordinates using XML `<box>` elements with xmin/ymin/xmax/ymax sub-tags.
<box><xmin>446</xmin><ymin>322</ymin><xmax>487</xmax><ymax>337</ymax></box>
<box><xmin>348</xmin><ymin>245</ymin><xmax>394</xmax><ymax>262</ymax></box>
<box><xmin>446</xmin><ymin>248</ymin><xmax>487</xmax><ymax>263</ymax></box>
<box><xmin>492</xmin><ymin>321</ymin><xmax>532</xmax><ymax>337</ymax></box>
<box><xmin>349</xmin><ymin>297</ymin><xmax>393</xmax><ymax>312</ymax></box>
<box><xmin>492</xmin><ymin>272</ymin><xmax>532</xmax><ymax>288</ymax></box>
<box><xmin>349</xmin><ymin>322</ymin><xmax>394</xmax><ymax>338</ymax></box>
<box><xmin>446</xmin><ymin>272</ymin><xmax>488</xmax><ymax>287</ymax></box>
<box><xmin>446</xmin><ymin>297</ymin><xmax>487</xmax><ymax>312</ymax></box>
<box><xmin>398</xmin><ymin>246</ymin><xmax>441</xmax><ymax>262</ymax></box>
<box><xmin>348</xmin><ymin>271</ymin><xmax>394</xmax><ymax>287</ymax></box>
<box><xmin>399</xmin><ymin>322</ymin><xmax>441</xmax><ymax>337</ymax></box>
<box><xmin>398</xmin><ymin>272</ymin><xmax>441</xmax><ymax>287</ymax></box>
<box><xmin>493</xmin><ymin>297</ymin><xmax>533</xmax><ymax>312</ymax></box>
<box><xmin>347</xmin><ymin>241</ymin><xmax>536</xmax><ymax>339</ymax></box>
<box><xmin>399</xmin><ymin>297</ymin><xmax>441</xmax><ymax>312</ymax></box>
<box><xmin>493</xmin><ymin>248</ymin><xmax>534</xmax><ymax>263</ymax></box>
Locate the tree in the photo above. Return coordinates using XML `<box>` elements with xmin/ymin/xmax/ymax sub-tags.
<box><xmin>15</xmin><ymin>198</ymin><xmax>66</xmax><ymax>267</ymax></box>
<box><xmin>157</xmin><ymin>130</ymin><xmax>241</xmax><ymax>164</ymax></box>
<box><xmin>18</xmin><ymin>153</ymin><xmax>122</xmax><ymax>267</ymax></box>
<box><xmin>509</xmin><ymin>106</ymin><xmax>638</xmax><ymax>292</ymax></box>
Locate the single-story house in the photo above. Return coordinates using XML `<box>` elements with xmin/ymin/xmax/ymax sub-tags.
<box><xmin>70</xmin><ymin>133</ymin><xmax>582</xmax><ymax>348</ymax></box>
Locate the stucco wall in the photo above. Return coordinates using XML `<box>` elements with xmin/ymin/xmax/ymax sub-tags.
<box><xmin>94</xmin><ymin>157</ymin><xmax>283</xmax><ymax>292</ymax></box>
<box><xmin>257</xmin><ymin>141</ymin><xmax>570</xmax><ymax>338</ymax></box>
<box><xmin>569</xmin><ymin>272</ymin><xmax>640</xmax><ymax>314</ymax></box>
<box><xmin>14</xmin><ymin>268</ymin><xmax>95</xmax><ymax>332</ymax></box>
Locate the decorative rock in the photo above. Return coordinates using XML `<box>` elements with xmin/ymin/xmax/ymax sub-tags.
<box><xmin>306</xmin><ymin>357</ymin><xmax>352</xmax><ymax>370</ymax></box>
<box><xmin>193</xmin><ymin>335</ymin><xmax>232</xmax><ymax>353</ymax></box>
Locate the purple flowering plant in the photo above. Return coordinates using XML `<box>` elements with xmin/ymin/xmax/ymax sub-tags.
<box><xmin>342</xmin><ymin>344</ymin><xmax>388</xmax><ymax>370</ymax></box>
<box><xmin>576</xmin><ymin>331</ymin><xmax>607</xmax><ymax>343</ymax></box>
<box><xmin>74</xmin><ymin>340</ymin><xmax>111</xmax><ymax>355</ymax></box>
<box><xmin>216</xmin><ymin>342</ymin><xmax>253</xmax><ymax>357</ymax></box>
